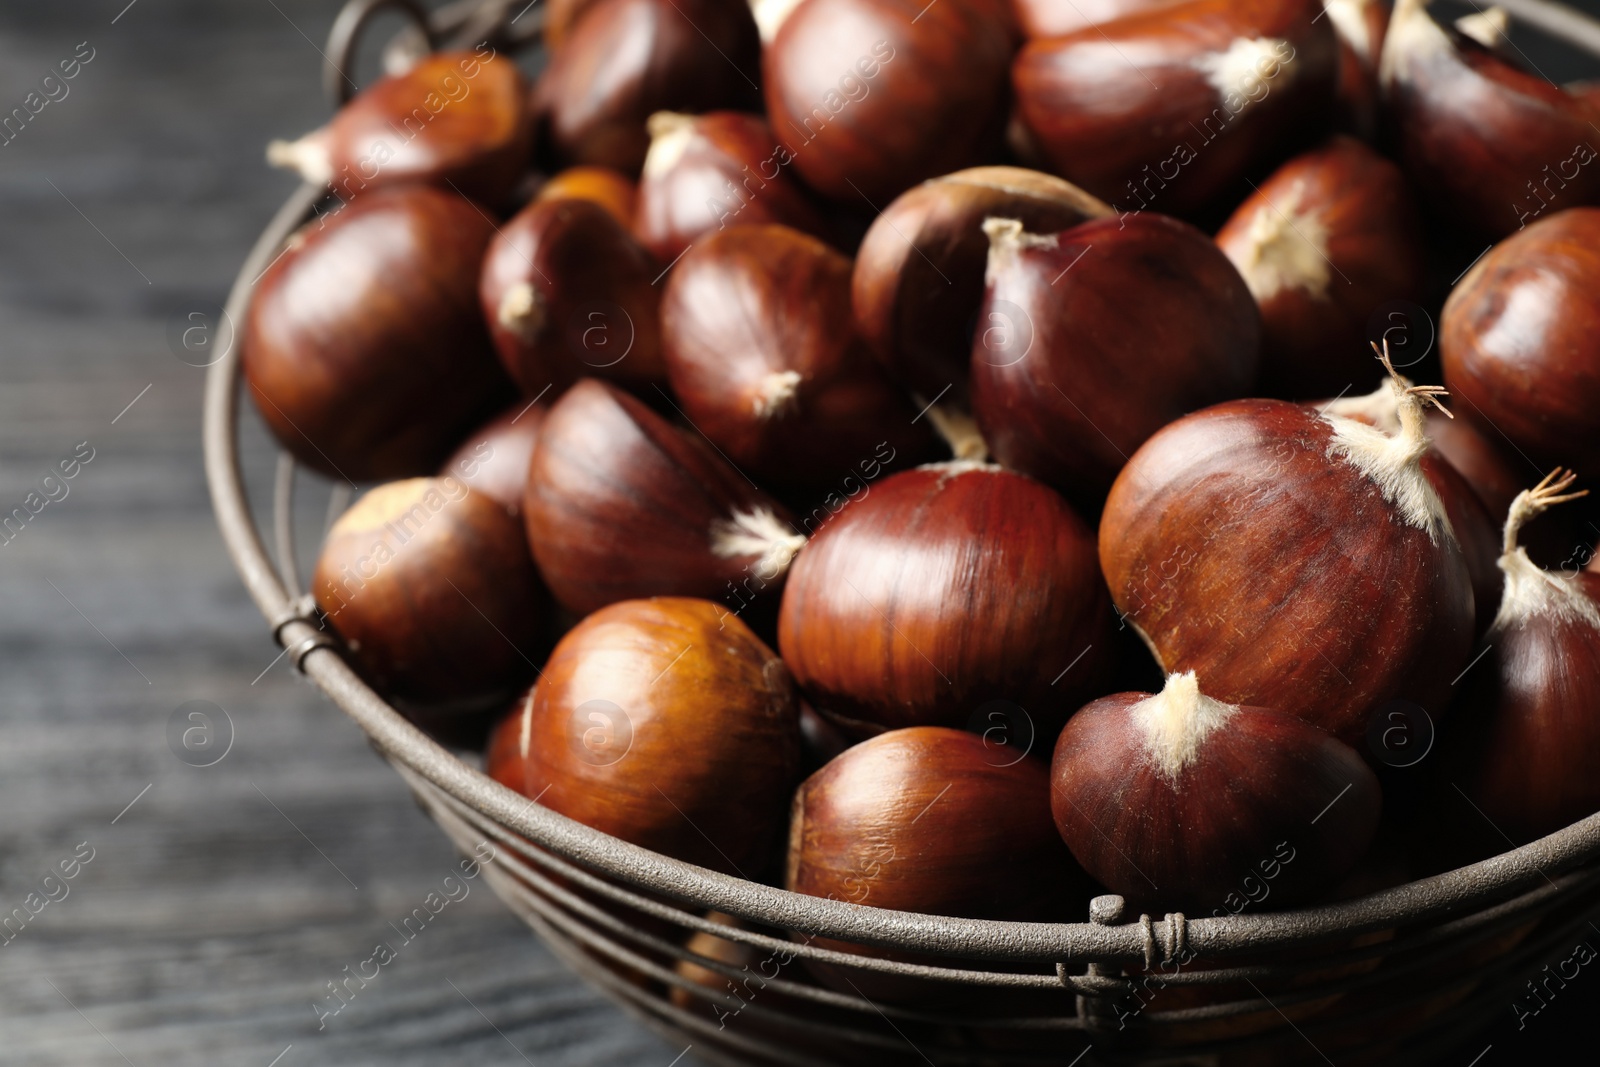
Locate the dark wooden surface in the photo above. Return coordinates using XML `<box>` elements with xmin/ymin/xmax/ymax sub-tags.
<box><xmin>2</xmin><ymin>2</ymin><xmax>1600</xmax><ymax>1065</ymax></box>
<box><xmin>0</xmin><ymin>3</ymin><xmax>686</xmax><ymax>1064</ymax></box>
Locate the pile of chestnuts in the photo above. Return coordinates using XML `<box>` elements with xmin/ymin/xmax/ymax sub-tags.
<box><xmin>245</xmin><ymin>0</ymin><xmax>1600</xmax><ymax>1018</ymax></box>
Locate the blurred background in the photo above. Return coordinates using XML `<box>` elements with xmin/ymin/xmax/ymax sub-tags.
<box><xmin>0</xmin><ymin>1</ymin><xmax>1597</xmax><ymax>1065</ymax></box>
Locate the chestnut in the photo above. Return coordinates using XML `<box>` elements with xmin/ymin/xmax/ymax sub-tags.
<box><xmin>494</xmin><ymin>597</ymin><xmax>802</xmax><ymax>876</ymax></box>
<box><xmin>267</xmin><ymin>50</ymin><xmax>532</xmax><ymax>208</ymax></box>
<box><xmin>635</xmin><ymin>111</ymin><xmax>832</xmax><ymax>264</ymax></box>
<box><xmin>1215</xmin><ymin>135</ymin><xmax>1425</xmax><ymax>400</ymax></box>
<box><xmin>479</xmin><ymin>196</ymin><xmax>665</xmax><ymax>398</ymax></box>
<box><xmin>1441</xmin><ymin>207</ymin><xmax>1600</xmax><ymax>473</ymax></box>
<box><xmin>312</xmin><ymin>477</ymin><xmax>545</xmax><ymax>712</ymax></box>
<box><xmin>243</xmin><ymin>186</ymin><xmax>514</xmax><ymax>481</ymax></box>
<box><xmin>542</xmin><ymin>0</ymin><xmax>605</xmax><ymax>50</ymax></box>
<box><xmin>1445</xmin><ymin>471</ymin><xmax>1600</xmax><ymax>843</ymax></box>
<box><xmin>660</xmin><ymin>224</ymin><xmax>935</xmax><ymax>488</ymax></box>
<box><xmin>537</xmin><ymin>0</ymin><xmax>762</xmax><ymax>174</ymax></box>
<box><xmin>525</xmin><ymin>379</ymin><xmax>805</xmax><ymax>619</ymax></box>
<box><xmin>788</xmin><ymin>726</ymin><xmax>1083</xmax><ymax>923</ymax></box>
<box><xmin>1051</xmin><ymin>672</ymin><xmax>1380</xmax><ymax>911</ymax></box>
<box><xmin>1099</xmin><ymin>354</ymin><xmax>1475</xmax><ymax>745</ymax></box>
<box><xmin>971</xmin><ymin>214</ymin><xmax>1260</xmax><ymax>510</ymax></box>
<box><xmin>1380</xmin><ymin>0</ymin><xmax>1600</xmax><ymax>238</ymax></box>
<box><xmin>439</xmin><ymin>401</ymin><xmax>546</xmax><ymax>518</ymax></box>
<box><xmin>852</xmin><ymin>166</ymin><xmax>1111</xmax><ymax>406</ymax></box>
<box><xmin>761</xmin><ymin>0</ymin><xmax>1015</xmax><ymax>203</ymax></box>
<box><xmin>1012</xmin><ymin>0</ymin><xmax>1339</xmax><ymax>216</ymax></box>
<box><xmin>778</xmin><ymin>463</ymin><xmax>1112</xmax><ymax>737</ymax></box>
<box><xmin>534</xmin><ymin>165</ymin><xmax>638</xmax><ymax>229</ymax></box>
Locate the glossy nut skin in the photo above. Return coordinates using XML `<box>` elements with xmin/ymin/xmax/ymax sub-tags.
<box><xmin>497</xmin><ymin>597</ymin><xmax>802</xmax><ymax>876</ymax></box>
<box><xmin>538</xmin><ymin>0</ymin><xmax>761</xmax><ymax>174</ymax></box>
<box><xmin>1380</xmin><ymin>0</ymin><xmax>1600</xmax><ymax>239</ymax></box>
<box><xmin>1050</xmin><ymin>680</ymin><xmax>1381</xmax><ymax>911</ymax></box>
<box><xmin>971</xmin><ymin>213</ymin><xmax>1260</xmax><ymax>510</ymax></box>
<box><xmin>789</xmin><ymin>727</ymin><xmax>1081</xmax><ymax>920</ymax></box>
<box><xmin>1216</xmin><ymin>136</ymin><xmax>1424</xmax><ymax>401</ymax></box>
<box><xmin>1013</xmin><ymin>0</ymin><xmax>1338</xmax><ymax>216</ymax></box>
<box><xmin>852</xmin><ymin>166</ymin><xmax>1112</xmax><ymax>405</ymax></box>
<box><xmin>1446</xmin><ymin>570</ymin><xmax>1600</xmax><ymax>843</ymax></box>
<box><xmin>439</xmin><ymin>402</ymin><xmax>547</xmax><ymax>517</ymax></box>
<box><xmin>312</xmin><ymin>478</ymin><xmax>544</xmax><ymax>711</ymax></box>
<box><xmin>1099</xmin><ymin>398</ymin><xmax>1476</xmax><ymax>745</ymax></box>
<box><xmin>1324</xmin><ymin>0</ymin><xmax>1390</xmax><ymax>138</ymax></box>
<box><xmin>243</xmin><ymin>186</ymin><xmax>514</xmax><ymax>481</ymax></box>
<box><xmin>534</xmin><ymin>165</ymin><xmax>638</xmax><ymax>228</ymax></box>
<box><xmin>762</xmin><ymin>0</ymin><xmax>1014</xmax><ymax>204</ymax></box>
<box><xmin>525</xmin><ymin>379</ymin><xmax>799</xmax><ymax>618</ymax></box>
<box><xmin>543</xmin><ymin>0</ymin><xmax>605</xmax><ymax>49</ymax></box>
<box><xmin>636</xmin><ymin>112</ymin><xmax>831</xmax><ymax>264</ymax></box>
<box><xmin>268</xmin><ymin>50</ymin><xmax>533</xmax><ymax>207</ymax></box>
<box><xmin>661</xmin><ymin>224</ymin><xmax>934</xmax><ymax>488</ymax></box>
<box><xmin>1441</xmin><ymin>208</ymin><xmax>1600</xmax><ymax>472</ymax></box>
<box><xmin>1008</xmin><ymin>0</ymin><xmax>1182</xmax><ymax>39</ymax></box>
<box><xmin>778</xmin><ymin>464</ymin><xmax>1112</xmax><ymax>736</ymax></box>
<box><xmin>479</xmin><ymin>197</ymin><xmax>665</xmax><ymax>397</ymax></box>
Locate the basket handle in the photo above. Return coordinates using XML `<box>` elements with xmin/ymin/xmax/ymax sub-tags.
<box><xmin>323</xmin><ymin>0</ymin><xmax>435</xmax><ymax>107</ymax></box>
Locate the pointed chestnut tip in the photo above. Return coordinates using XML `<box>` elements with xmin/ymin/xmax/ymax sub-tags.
<box><xmin>642</xmin><ymin>111</ymin><xmax>697</xmax><ymax>180</ymax></box>
<box><xmin>266</xmin><ymin>135</ymin><xmax>332</xmax><ymax>185</ymax></box>
<box><xmin>751</xmin><ymin>0</ymin><xmax>806</xmax><ymax>44</ymax></box>
<box><xmin>496</xmin><ymin>282</ymin><xmax>546</xmax><ymax>342</ymax></box>
<box><xmin>981</xmin><ymin>217</ymin><xmax>1057</xmax><ymax>286</ymax></box>
<box><xmin>1131</xmin><ymin>672</ymin><xmax>1239</xmax><ymax>784</ymax></box>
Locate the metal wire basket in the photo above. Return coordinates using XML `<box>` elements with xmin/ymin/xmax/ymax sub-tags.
<box><xmin>206</xmin><ymin>1</ymin><xmax>1600</xmax><ymax>1062</ymax></box>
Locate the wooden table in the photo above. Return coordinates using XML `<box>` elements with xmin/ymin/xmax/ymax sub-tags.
<box><xmin>2</xmin><ymin>1</ymin><xmax>1598</xmax><ymax>1065</ymax></box>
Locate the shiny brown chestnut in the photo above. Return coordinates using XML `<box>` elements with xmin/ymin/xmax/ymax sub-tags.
<box><xmin>439</xmin><ymin>401</ymin><xmax>547</xmax><ymax>517</ymax></box>
<box><xmin>267</xmin><ymin>50</ymin><xmax>532</xmax><ymax>207</ymax></box>
<box><xmin>778</xmin><ymin>463</ymin><xmax>1112</xmax><ymax>737</ymax></box>
<box><xmin>538</xmin><ymin>0</ymin><xmax>761</xmax><ymax>174</ymax></box>
<box><xmin>1051</xmin><ymin>672</ymin><xmax>1381</xmax><ymax>911</ymax></box>
<box><xmin>852</xmin><ymin>166</ymin><xmax>1111</xmax><ymax>406</ymax></box>
<box><xmin>971</xmin><ymin>213</ymin><xmax>1260</xmax><ymax>509</ymax></box>
<box><xmin>661</xmin><ymin>224</ymin><xmax>934</xmax><ymax>488</ymax></box>
<box><xmin>312</xmin><ymin>477</ymin><xmax>545</xmax><ymax>711</ymax></box>
<box><xmin>534</xmin><ymin>165</ymin><xmax>638</xmax><ymax>228</ymax></box>
<box><xmin>761</xmin><ymin>0</ymin><xmax>1014</xmax><ymax>204</ymax></box>
<box><xmin>636</xmin><ymin>111</ymin><xmax>831</xmax><ymax>264</ymax></box>
<box><xmin>1441</xmin><ymin>207</ymin><xmax>1600</xmax><ymax>472</ymax></box>
<box><xmin>479</xmin><ymin>197</ymin><xmax>665</xmax><ymax>398</ymax></box>
<box><xmin>1013</xmin><ymin>0</ymin><xmax>1338</xmax><ymax>216</ymax></box>
<box><xmin>494</xmin><ymin>597</ymin><xmax>802</xmax><ymax>876</ymax></box>
<box><xmin>243</xmin><ymin>185</ymin><xmax>513</xmax><ymax>481</ymax></box>
<box><xmin>525</xmin><ymin>379</ymin><xmax>806</xmax><ymax>619</ymax></box>
<box><xmin>1445</xmin><ymin>472</ymin><xmax>1600</xmax><ymax>843</ymax></box>
<box><xmin>1099</xmin><ymin>352</ymin><xmax>1475</xmax><ymax>745</ymax></box>
<box><xmin>1216</xmin><ymin>135</ymin><xmax>1424</xmax><ymax>400</ymax></box>
<box><xmin>789</xmin><ymin>726</ymin><xmax>1083</xmax><ymax>923</ymax></box>
<box><xmin>1380</xmin><ymin>0</ymin><xmax>1600</xmax><ymax>238</ymax></box>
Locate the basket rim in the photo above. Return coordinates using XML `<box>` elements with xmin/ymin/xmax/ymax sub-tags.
<box><xmin>204</xmin><ymin>0</ymin><xmax>1600</xmax><ymax>972</ymax></box>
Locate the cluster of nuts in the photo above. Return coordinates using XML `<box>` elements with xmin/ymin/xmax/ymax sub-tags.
<box><xmin>242</xmin><ymin>0</ymin><xmax>1600</xmax><ymax>1007</ymax></box>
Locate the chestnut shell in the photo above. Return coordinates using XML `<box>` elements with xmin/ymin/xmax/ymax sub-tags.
<box><xmin>971</xmin><ymin>212</ymin><xmax>1261</xmax><ymax>510</ymax></box>
<box><xmin>524</xmin><ymin>379</ymin><xmax>800</xmax><ymax>618</ymax></box>
<box><xmin>243</xmin><ymin>186</ymin><xmax>514</xmax><ymax>481</ymax></box>
<box><xmin>508</xmin><ymin>597</ymin><xmax>802</xmax><ymax>876</ymax></box>
<box><xmin>778</xmin><ymin>463</ymin><xmax>1112</xmax><ymax>736</ymax></box>
<box><xmin>1051</xmin><ymin>682</ymin><xmax>1381</xmax><ymax>911</ymax></box>
<box><xmin>762</xmin><ymin>0</ymin><xmax>1015</xmax><ymax>203</ymax></box>
<box><xmin>1441</xmin><ymin>207</ymin><xmax>1600</xmax><ymax>473</ymax></box>
<box><xmin>1099</xmin><ymin>397</ymin><xmax>1476</xmax><ymax>744</ymax></box>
